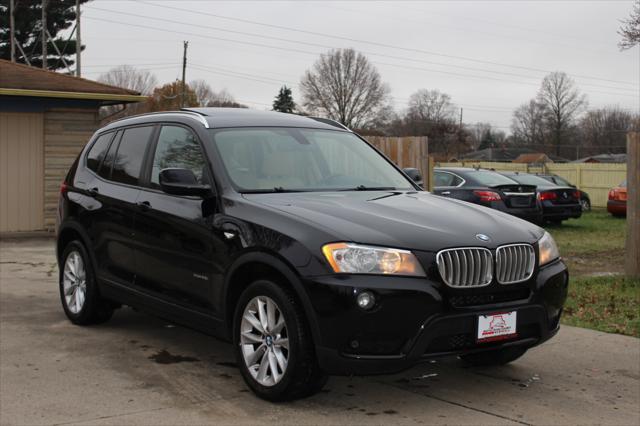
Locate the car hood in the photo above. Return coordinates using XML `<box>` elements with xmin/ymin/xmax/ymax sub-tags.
<box><xmin>243</xmin><ymin>191</ymin><xmax>544</xmax><ymax>252</ymax></box>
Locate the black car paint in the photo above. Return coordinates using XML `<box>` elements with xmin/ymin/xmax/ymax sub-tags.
<box><xmin>537</xmin><ymin>174</ymin><xmax>591</xmax><ymax>211</ymax></box>
<box><xmin>57</xmin><ymin>110</ymin><xmax>568</xmax><ymax>375</ymax></box>
<box><xmin>433</xmin><ymin>168</ymin><xmax>543</xmax><ymax>223</ymax></box>
<box><xmin>500</xmin><ymin>172</ymin><xmax>582</xmax><ymax>222</ymax></box>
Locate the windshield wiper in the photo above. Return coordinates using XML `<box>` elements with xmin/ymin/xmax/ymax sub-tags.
<box><xmin>339</xmin><ymin>185</ymin><xmax>397</xmax><ymax>191</ymax></box>
<box><xmin>240</xmin><ymin>187</ymin><xmax>308</xmax><ymax>194</ymax></box>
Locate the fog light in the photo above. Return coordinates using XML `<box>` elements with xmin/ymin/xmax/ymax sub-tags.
<box><xmin>356</xmin><ymin>291</ymin><xmax>375</xmax><ymax>310</ymax></box>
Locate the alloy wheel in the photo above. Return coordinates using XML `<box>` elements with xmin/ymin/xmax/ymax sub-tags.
<box><xmin>240</xmin><ymin>296</ymin><xmax>289</xmax><ymax>387</ymax></box>
<box><xmin>580</xmin><ymin>199</ymin><xmax>590</xmax><ymax>211</ymax></box>
<box><xmin>62</xmin><ymin>251</ymin><xmax>87</xmax><ymax>314</ymax></box>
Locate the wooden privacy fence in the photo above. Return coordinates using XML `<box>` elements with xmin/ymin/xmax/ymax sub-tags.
<box><xmin>437</xmin><ymin>161</ymin><xmax>627</xmax><ymax>208</ymax></box>
<box><xmin>365</xmin><ymin>136</ymin><xmax>433</xmax><ymax>189</ymax></box>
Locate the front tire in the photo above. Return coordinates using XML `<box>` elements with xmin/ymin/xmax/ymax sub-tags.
<box><xmin>233</xmin><ymin>279</ymin><xmax>327</xmax><ymax>401</ymax></box>
<box><xmin>461</xmin><ymin>347</ymin><xmax>527</xmax><ymax>366</ymax></box>
<box><xmin>59</xmin><ymin>241</ymin><xmax>114</xmax><ymax>325</ymax></box>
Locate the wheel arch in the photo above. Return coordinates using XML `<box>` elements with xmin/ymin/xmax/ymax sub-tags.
<box><xmin>56</xmin><ymin>221</ymin><xmax>96</xmax><ymax>272</ymax></box>
<box><xmin>223</xmin><ymin>251</ymin><xmax>321</xmax><ymax>347</ymax></box>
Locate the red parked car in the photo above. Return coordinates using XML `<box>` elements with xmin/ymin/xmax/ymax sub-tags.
<box><xmin>607</xmin><ymin>181</ymin><xmax>627</xmax><ymax>217</ymax></box>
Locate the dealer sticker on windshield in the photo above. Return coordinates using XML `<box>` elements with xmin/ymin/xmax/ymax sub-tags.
<box><xmin>477</xmin><ymin>311</ymin><xmax>517</xmax><ymax>342</ymax></box>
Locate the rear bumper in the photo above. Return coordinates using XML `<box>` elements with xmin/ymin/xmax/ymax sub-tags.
<box><xmin>607</xmin><ymin>200</ymin><xmax>626</xmax><ymax>215</ymax></box>
<box><xmin>305</xmin><ymin>259</ymin><xmax>568</xmax><ymax>375</ymax></box>
<box><xmin>542</xmin><ymin>203</ymin><xmax>582</xmax><ymax>220</ymax></box>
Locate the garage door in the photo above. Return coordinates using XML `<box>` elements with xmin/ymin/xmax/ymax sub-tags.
<box><xmin>0</xmin><ymin>112</ymin><xmax>44</xmax><ymax>232</ymax></box>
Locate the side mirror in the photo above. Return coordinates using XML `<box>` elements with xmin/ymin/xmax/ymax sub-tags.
<box><xmin>159</xmin><ymin>168</ymin><xmax>211</xmax><ymax>197</ymax></box>
<box><xmin>403</xmin><ymin>168</ymin><xmax>423</xmax><ymax>187</ymax></box>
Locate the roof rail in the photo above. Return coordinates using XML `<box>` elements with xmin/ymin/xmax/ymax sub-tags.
<box><xmin>309</xmin><ymin>117</ymin><xmax>351</xmax><ymax>132</ymax></box>
<box><xmin>107</xmin><ymin>110</ymin><xmax>210</xmax><ymax>128</ymax></box>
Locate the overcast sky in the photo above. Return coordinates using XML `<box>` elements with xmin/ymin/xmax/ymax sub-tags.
<box><xmin>80</xmin><ymin>0</ymin><xmax>639</xmax><ymax>133</ymax></box>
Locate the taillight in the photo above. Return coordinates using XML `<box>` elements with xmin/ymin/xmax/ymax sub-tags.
<box><xmin>60</xmin><ymin>182</ymin><xmax>69</xmax><ymax>195</ymax></box>
<box><xmin>573</xmin><ymin>190</ymin><xmax>580</xmax><ymax>199</ymax></box>
<box><xmin>539</xmin><ymin>191</ymin><xmax>557</xmax><ymax>201</ymax></box>
<box><xmin>473</xmin><ymin>190</ymin><xmax>501</xmax><ymax>202</ymax></box>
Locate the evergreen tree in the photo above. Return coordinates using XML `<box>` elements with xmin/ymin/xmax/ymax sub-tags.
<box><xmin>0</xmin><ymin>0</ymin><xmax>90</xmax><ymax>71</ymax></box>
<box><xmin>478</xmin><ymin>130</ymin><xmax>496</xmax><ymax>150</ymax></box>
<box><xmin>272</xmin><ymin>86</ymin><xmax>296</xmax><ymax>113</ymax></box>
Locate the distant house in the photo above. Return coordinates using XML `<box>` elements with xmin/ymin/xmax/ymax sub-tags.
<box><xmin>572</xmin><ymin>153</ymin><xmax>627</xmax><ymax>164</ymax></box>
<box><xmin>0</xmin><ymin>60</ymin><xmax>146</xmax><ymax>234</ymax></box>
<box><xmin>512</xmin><ymin>153</ymin><xmax>553</xmax><ymax>164</ymax></box>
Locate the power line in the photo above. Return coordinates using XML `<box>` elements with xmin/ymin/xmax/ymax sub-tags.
<box><xmin>317</xmin><ymin>2</ymin><xmax>618</xmax><ymax>56</ymax></box>
<box><xmin>132</xmin><ymin>0</ymin><xmax>639</xmax><ymax>87</ymax></box>
<box><xmin>82</xmin><ymin>13</ymin><xmax>638</xmax><ymax>97</ymax></box>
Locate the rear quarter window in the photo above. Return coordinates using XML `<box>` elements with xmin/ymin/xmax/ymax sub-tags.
<box><xmin>86</xmin><ymin>132</ymin><xmax>114</xmax><ymax>173</ymax></box>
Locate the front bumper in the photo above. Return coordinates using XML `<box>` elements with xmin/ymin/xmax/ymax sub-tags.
<box><xmin>304</xmin><ymin>259</ymin><xmax>568</xmax><ymax>375</ymax></box>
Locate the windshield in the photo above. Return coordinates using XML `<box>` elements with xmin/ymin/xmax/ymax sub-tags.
<box><xmin>507</xmin><ymin>174</ymin><xmax>554</xmax><ymax>186</ymax></box>
<box><xmin>210</xmin><ymin>128</ymin><xmax>414</xmax><ymax>192</ymax></box>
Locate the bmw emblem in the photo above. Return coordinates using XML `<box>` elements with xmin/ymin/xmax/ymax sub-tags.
<box><xmin>476</xmin><ymin>234</ymin><xmax>491</xmax><ymax>242</ymax></box>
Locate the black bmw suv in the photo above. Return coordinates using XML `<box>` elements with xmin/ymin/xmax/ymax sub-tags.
<box><xmin>56</xmin><ymin>108</ymin><xmax>568</xmax><ymax>401</ymax></box>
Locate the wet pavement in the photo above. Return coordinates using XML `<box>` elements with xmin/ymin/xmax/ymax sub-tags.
<box><xmin>1</xmin><ymin>238</ymin><xmax>639</xmax><ymax>425</ymax></box>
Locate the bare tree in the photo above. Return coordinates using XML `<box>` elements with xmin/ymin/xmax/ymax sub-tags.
<box><xmin>619</xmin><ymin>0</ymin><xmax>640</xmax><ymax>50</ymax></box>
<box><xmin>190</xmin><ymin>79</ymin><xmax>216</xmax><ymax>107</ymax></box>
<box><xmin>300</xmin><ymin>48</ymin><xmax>390</xmax><ymax>128</ymax></box>
<box><xmin>580</xmin><ymin>106</ymin><xmax>636</xmax><ymax>152</ymax></box>
<box><xmin>187</xmin><ymin>81</ymin><xmax>248</xmax><ymax>108</ymax></box>
<box><xmin>206</xmin><ymin>88</ymin><xmax>247</xmax><ymax>108</ymax></box>
<box><xmin>98</xmin><ymin>65</ymin><xmax>158</xmax><ymax>119</ymax></box>
<box><xmin>407</xmin><ymin>89</ymin><xmax>456</xmax><ymax>124</ymax></box>
<box><xmin>511</xmin><ymin>99</ymin><xmax>548</xmax><ymax>147</ymax></box>
<box><xmin>98</xmin><ymin>65</ymin><xmax>158</xmax><ymax>95</ymax></box>
<box><xmin>537</xmin><ymin>72</ymin><xmax>587</xmax><ymax>156</ymax></box>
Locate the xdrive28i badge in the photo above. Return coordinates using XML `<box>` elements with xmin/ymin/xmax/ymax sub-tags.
<box><xmin>476</xmin><ymin>233</ymin><xmax>492</xmax><ymax>242</ymax></box>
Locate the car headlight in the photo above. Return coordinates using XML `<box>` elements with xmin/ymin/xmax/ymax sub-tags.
<box><xmin>322</xmin><ymin>243</ymin><xmax>426</xmax><ymax>276</ymax></box>
<box><xmin>538</xmin><ymin>231</ymin><xmax>560</xmax><ymax>266</ymax></box>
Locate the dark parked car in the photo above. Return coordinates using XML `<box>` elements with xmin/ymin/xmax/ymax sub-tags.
<box><xmin>607</xmin><ymin>180</ymin><xmax>627</xmax><ymax>217</ymax></box>
<box><xmin>500</xmin><ymin>172</ymin><xmax>582</xmax><ymax>224</ymax></box>
<box><xmin>56</xmin><ymin>109</ymin><xmax>568</xmax><ymax>401</ymax></box>
<box><xmin>433</xmin><ymin>167</ymin><xmax>542</xmax><ymax>223</ymax></box>
<box><xmin>536</xmin><ymin>174</ymin><xmax>591</xmax><ymax>211</ymax></box>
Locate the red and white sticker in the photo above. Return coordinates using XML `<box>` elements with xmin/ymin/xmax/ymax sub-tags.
<box><xmin>477</xmin><ymin>311</ymin><xmax>517</xmax><ymax>342</ymax></box>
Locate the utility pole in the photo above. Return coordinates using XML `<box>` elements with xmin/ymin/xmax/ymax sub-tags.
<box><xmin>41</xmin><ymin>0</ymin><xmax>47</xmax><ymax>69</ymax></box>
<box><xmin>181</xmin><ymin>41</ymin><xmax>188</xmax><ymax>108</ymax></box>
<box><xmin>76</xmin><ymin>0</ymin><xmax>81</xmax><ymax>77</ymax></box>
<box><xmin>459</xmin><ymin>107</ymin><xmax>463</xmax><ymax>128</ymax></box>
<box><xmin>9</xmin><ymin>0</ymin><xmax>15</xmax><ymax>62</ymax></box>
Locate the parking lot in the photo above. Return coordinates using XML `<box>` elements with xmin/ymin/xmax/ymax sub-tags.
<box><xmin>1</xmin><ymin>238</ymin><xmax>639</xmax><ymax>426</ymax></box>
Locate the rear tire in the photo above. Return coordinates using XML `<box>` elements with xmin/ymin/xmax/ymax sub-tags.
<box><xmin>580</xmin><ymin>198</ymin><xmax>591</xmax><ymax>212</ymax></box>
<box><xmin>233</xmin><ymin>279</ymin><xmax>327</xmax><ymax>401</ymax></box>
<box><xmin>461</xmin><ymin>347</ymin><xmax>527</xmax><ymax>367</ymax></box>
<box><xmin>59</xmin><ymin>241</ymin><xmax>114</xmax><ymax>325</ymax></box>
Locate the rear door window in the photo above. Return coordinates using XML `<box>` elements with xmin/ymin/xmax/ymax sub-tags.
<box><xmin>111</xmin><ymin>126</ymin><xmax>154</xmax><ymax>186</ymax></box>
<box><xmin>86</xmin><ymin>132</ymin><xmax>114</xmax><ymax>173</ymax></box>
<box><xmin>435</xmin><ymin>171</ymin><xmax>463</xmax><ymax>187</ymax></box>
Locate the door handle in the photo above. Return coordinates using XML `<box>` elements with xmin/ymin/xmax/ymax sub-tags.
<box><xmin>136</xmin><ymin>201</ymin><xmax>151</xmax><ymax>211</ymax></box>
<box><xmin>441</xmin><ymin>191</ymin><xmax>451</xmax><ymax>195</ymax></box>
<box><xmin>87</xmin><ymin>187</ymin><xmax>99</xmax><ymax>197</ymax></box>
